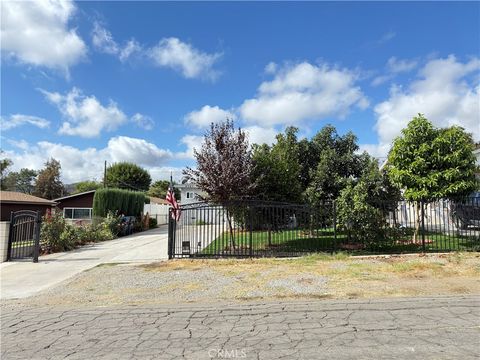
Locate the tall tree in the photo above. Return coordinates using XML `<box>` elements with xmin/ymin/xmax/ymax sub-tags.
<box><xmin>4</xmin><ymin>168</ymin><xmax>37</xmax><ymax>194</ymax></box>
<box><xmin>388</xmin><ymin>114</ymin><xmax>477</xmax><ymax>200</ymax></box>
<box><xmin>73</xmin><ymin>180</ymin><xmax>103</xmax><ymax>194</ymax></box>
<box><xmin>184</xmin><ymin>120</ymin><xmax>253</xmax><ymax>248</ymax></box>
<box><xmin>148</xmin><ymin>180</ymin><xmax>181</xmax><ymax>200</ymax></box>
<box><xmin>252</xmin><ymin>127</ymin><xmax>303</xmax><ymax>203</ymax></box>
<box><xmin>304</xmin><ymin>125</ymin><xmax>369</xmax><ymax>204</ymax></box>
<box><xmin>34</xmin><ymin>158</ymin><xmax>65</xmax><ymax>200</ymax></box>
<box><xmin>0</xmin><ymin>155</ymin><xmax>13</xmax><ymax>190</ymax></box>
<box><xmin>104</xmin><ymin>162</ymin><xmax>152</xmax><ymax>192</ymax></box>
<box><xmin>388</xmin><ymin>114</ymin><xmax>478</xmax><ymax>241</ymax></box>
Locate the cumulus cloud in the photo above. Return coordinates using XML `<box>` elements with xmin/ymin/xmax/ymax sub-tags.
<box><xmin>131</xmin><ymin>113</ymin><xmax>154</xmax><ymax>130</ymax></box>
<box><xmin>239</xmin><ymin>62</ymin><xmax>369</xmax><ymax>126</ymax></box>
<box><xmin>0</xmin><ymin>114</ymin><xmax>50</xmax><ymax>131</ymax></box>
<box><xmin>4</xmin><ymin>136</ymin><xmax>173</xmax><ymax>183</ymax></box>
<box><xmin>1</xmin><ymin>0</ymin><xmax>86</xmax><ymax>74</ymax></box>
<box><xmin>91</xmin><ymin>22</ymin><xmax>141</xmax><ymax>62</ymax></box>
<box><xmin>177</xmin><ymin>135</ymin><xmax>203</xmax><ymax>159</ymax></box>
<box><xmin>149</xmin><ymin>38</ymin><xmax>222</xmax><ymax>80</ymax></box>
<box><xmin>243</xmin><ymin>126</ymin><xmax>277</xmax><ymax>146</ymax></box>
<box><xmin>40</xmin><ymin>87</ymin><xmax>128</xmax><ymax>138</ymax></box>
<box><xmin>365</xmin><ymin>55</ymin><xmax>480</xmax><ymax>158</ymax></box>
<box><xmin>184</xmin><ymin>105</ymin><xmax>235</xmax><ymax>129</ymax></box>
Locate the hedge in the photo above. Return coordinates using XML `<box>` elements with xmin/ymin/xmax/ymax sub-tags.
<box><xmin>93</xmin><ymin>188</ymin><xmax>150</xmax><ymax>217</ymax></box>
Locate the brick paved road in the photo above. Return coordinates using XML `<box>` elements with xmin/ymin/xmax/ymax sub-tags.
<box><xmin>1</xmin><ymin>296</ymin><xmax>479</xmax><ymax>360</ymax></box>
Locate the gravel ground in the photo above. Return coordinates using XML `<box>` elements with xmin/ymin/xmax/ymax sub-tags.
<box><xmin>2</xmin><ymin>253</ymin><xmax>479</xmax><ymax>308</ymax></box>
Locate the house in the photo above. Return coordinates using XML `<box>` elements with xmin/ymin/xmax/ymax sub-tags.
<box><xmin>54</xmin><ymin>190</ymin><xmax>96</xmax><ymax>222</ymax></box>
<box><xmin>0</xmin><ymin>191</ymin><xmax>57</xmax><ymax>221</ymax></box>
<box><xmin>474</xmin><ymin>143</ymin><xmax>480</xmax><ymax>181</ymax></box>
<box><xmin>176</xmin><ymin>183</ymin><xmax>205</xmax><ymax>205</ymax></box>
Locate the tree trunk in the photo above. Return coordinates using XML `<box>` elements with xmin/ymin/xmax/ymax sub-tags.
<box><xmin>226</xmin><ymin>209</ymin><xmax>236</xmax><ymax>250</ymax></box>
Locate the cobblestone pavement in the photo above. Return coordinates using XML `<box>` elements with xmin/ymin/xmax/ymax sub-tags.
<box><xmin>1</xmin><ymin>296</ymin><xmax>479</xmax><ymax>360</ymax></box>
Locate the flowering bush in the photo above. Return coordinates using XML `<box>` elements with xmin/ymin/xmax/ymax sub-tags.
<box><xmin>40</xmin><ymin>211</ymin><xmax>67</xmax><ymax>253</ymax></box>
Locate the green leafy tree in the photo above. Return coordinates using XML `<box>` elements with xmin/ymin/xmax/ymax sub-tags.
<box><xmin>73</xmin><ymin>181</ymin><xmax>103</xmax><ymax>194</ymax></box>
<box><xmin>304</xmin><ymin>125</ymin><xmax>369</xmax><ymax>204</ymax></box>
<box><xmin>33</xmin><ymin>158</ymin><xmax>65</xmax><ymax>200</ymax></box>
<box><xmin>252</xmin><ymin>127</ymin><xmax>303</xmax><ymax>203</ymax></box>
<box><xmin>105</xmin><ymin>162</ymin><xmax>152</xmax><ymax>192</ymax></box>
<box><xmin>148</xmin><ymin>180</ymin><xmax>180</xmax><ymax>200</ymax></box>
<box><xmin>388</xmin><ymin>114</ymin><xmax>478</xmax><ymax>240</ymax></box>
<box><xmin>388</xmin><ymin>114</ymin><xmax>477</xmax><ymax>200</ymax></box>
<box><xmin>0</xmin><ymin>155</ymin><xmax>13</xmax><ymax>190</ymax></box>
<box><xmin>4</xmin><ymin>168</ymin><xmax>38</xmax><ymax>194</ymax></box>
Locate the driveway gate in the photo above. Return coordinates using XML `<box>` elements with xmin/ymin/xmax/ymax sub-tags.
<box><xmin>7</xmin><ymin>210</ymin><xmax>41</xmax><ymax>262</ymax></box>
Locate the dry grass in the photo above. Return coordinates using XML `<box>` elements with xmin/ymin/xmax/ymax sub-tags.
<box><xmin>141</xmin><ymin>252</ymin><xmax>480</xmax><ymax>301</ymax></box>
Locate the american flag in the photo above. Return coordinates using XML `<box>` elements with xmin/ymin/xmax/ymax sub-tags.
<box><xmin>166</xmin><ymin>182</ymin><xmax>181</xmax><ymax>221</ymax></box>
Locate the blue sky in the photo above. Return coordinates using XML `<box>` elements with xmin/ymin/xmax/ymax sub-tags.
<box><xmin>1</xmin><ymin>1</ymin><xmax>479</xmax><ymax>183</ymax></box>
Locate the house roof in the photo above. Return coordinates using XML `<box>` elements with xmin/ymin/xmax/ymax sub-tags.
<box><xmin>176</xmin><ymin>183</ymin><xmax>200</xmax><ymax>189</ymax></box>
<box><xmin>0</xmin><ymin>191</ymin><xmax>57</xmax><ymax>205</ymax></box>
<box><xmin>53</xmin><ymin>190</ymin><xmax>96</xmax><ymax>202</ymax></box>
<box><xmin>149</xmin><ymin>196</ymin><xmax>169</xmax><ymax>205</ymax></box>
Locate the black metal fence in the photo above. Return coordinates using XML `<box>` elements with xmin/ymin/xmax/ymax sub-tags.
<box><xmin>168</xmin><ymin>198</ymin><xmax>480</xmax><ymax>258</ymax></box>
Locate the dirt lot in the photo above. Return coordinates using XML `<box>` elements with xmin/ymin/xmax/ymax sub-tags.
<box><xmin>3</xmin><ymin>252</ymin><xmax>479</xmax><ymax>307</ymax></box>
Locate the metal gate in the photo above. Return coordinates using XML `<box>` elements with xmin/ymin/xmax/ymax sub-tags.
<box><xmin>7</xmin><ymin>210</ymin><xmax>41</xmax><ymax>262</ymax></box>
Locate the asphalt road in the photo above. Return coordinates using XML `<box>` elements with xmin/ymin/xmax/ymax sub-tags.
<box><xmin>1</xmin><ymin>295</ymin><xmax>479</xmax><ymax>359</ymax></box>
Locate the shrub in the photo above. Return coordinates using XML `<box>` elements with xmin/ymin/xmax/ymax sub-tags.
<box><xmin>40</xmin><ymin>211</ymin><xmax>66</xmax><ymax>253</ymax></box>
<box><xmin>58</xmin><ymin>225</ymin><xmax>78</xmax><ymax>251</ymax></box>
<box><xmin>93</xmin><ymin>188</ymin><xmax>148</xmax><ymax>217</ymax></box>
<box><xmin>149</xmin><ymin>217</ymin><xmax>158</xmax><ymax>228</ymax></box>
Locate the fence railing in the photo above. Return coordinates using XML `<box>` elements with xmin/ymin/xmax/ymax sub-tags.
<box><xmin>168</xmin><ymin>198</ymin><xmax>480</xmax><ymax>258</ymax></box>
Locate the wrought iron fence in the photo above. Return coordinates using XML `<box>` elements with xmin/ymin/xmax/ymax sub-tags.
<box><xmin>168</xmin><ymin>198</ymin><xmax>480</xmax><ymax>258</ymax></box>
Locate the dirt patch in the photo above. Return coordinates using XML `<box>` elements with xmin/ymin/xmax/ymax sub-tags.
<box><xmin>2</xmin><ymin>252</ymin><xmax>479</xmax><ymax>308</ymax></box>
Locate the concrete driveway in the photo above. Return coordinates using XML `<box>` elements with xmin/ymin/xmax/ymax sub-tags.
<box><xmin>0</xmin><ymin>226</ymin><xmax>168</xmax><ymax>300</ymax></box>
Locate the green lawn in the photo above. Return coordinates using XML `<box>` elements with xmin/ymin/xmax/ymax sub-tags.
<box><xmin>201</xmin><ymin>227</ymin><xmax>479</xmax><ymax>256</ymax></box>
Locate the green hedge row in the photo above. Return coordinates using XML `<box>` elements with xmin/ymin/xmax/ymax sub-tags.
<box><xmin>93</xmin><ymin>188</ymin><xmax>149</xmax><ymax>217</ymax></box>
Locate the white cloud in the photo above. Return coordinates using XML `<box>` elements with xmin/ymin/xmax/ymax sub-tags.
<box><xmin>184</xmin><ymin>105</ymin><xmax>235</xmax><ymax>129</ymax></box>
<box><xmin>0</xmin><ymin>114</ymin><xmax>50</xmax><ymax>131</ymax></box>
<box><xmin>91</xmin><ymin>22</ymin><xmax>141</xmax><ymax>62</ymax></box>
<box><xmin>239</xmin><ymin>62</ymin><xmax>369</xmax><ymax>126</ymax></box>
<box><xmin>131</xmin><ymin>113</ymin><xmax>154</xmax><ymax>130</ymax></box>
<box><xmin>367</xmin><ymin>55</ymin><xmax>480</xmax><ymax>158</ymax></box>
<box><xmin>5</xmin><ymin>136</ymin><xmax>173</xmax><ymax>183</ymax></box>
<box><xmin>387</xmin><ymin>57</ymin><xmax>417</xmax><ymax>73</ymax></box>
<box><xmin>378</xmin><ymin>31</ymin><xmax>396</xmax><ymax>45</ymax></box>
<box><xmin>177</xmin><ymin>135</ymin><xmax>203</xmax><ymax>159</ymax></box>
<box><xmin>243</xmin><ymin>126</ymin><xmax>277</xmax><ymax>146</ymax></box>
<box><xmin>41</xmin><ymin>87</ymin><xmax>128</xmax><ymax>138</ymax></box>
<box><xmin>1</xmin><ymin>0</ymin><xmax>86</xmax><ymax>74</ymax></box>
<box><xmin>149</xmin><ymin>37</ymin><xmax>222</xmax><ymax>80</ymax></box>
<box><xmin>264</xmin><ymin>62</ymin><xmax>277</xmax><ymax>74</ymax></box>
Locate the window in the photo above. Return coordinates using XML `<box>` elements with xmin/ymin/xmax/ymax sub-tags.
<box><xmin>186</xmin><ymin>192</ymin><xmax>196</xmax><ymax>199</ymax></box>
<box><xmin>63</xmin><ymin>208</ymin><xmax>92</xmax><ymax>219</ymax></box>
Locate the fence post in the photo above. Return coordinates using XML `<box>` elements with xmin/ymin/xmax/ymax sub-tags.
<box><xmin>332</xmin><ymin>201</ymin><xmax>337</xmax><ymax>253</ymax></box>
<box><xmin>6</xmin><ymin>212</ymin><xmax>14</xmax><ymax>261</ymax></box>
<box><xmin>249</xmin><ymin>205</ymin><xmax>253</xmax><ymax>258</ymax></box>
<box><xmin>33</xmin><ymin>211</ymin><xmax>40</xmax><ymax>263</ymax></box>
<box><xmin>421</xmin><ymin>200</ymin><xmax>426</xmax><ymax>252</ymax></box>
<box><xmin>167</xmin><ymin>209</ymin><xmax>173</xmax><ymax>259</ymax></box>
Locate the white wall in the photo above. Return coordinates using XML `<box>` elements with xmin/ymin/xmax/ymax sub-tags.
<box><xmin>0</xmin><ymin>221</ymin><xmax>10</xmax><ymax>263</ymax></box>
<box><xmin>144</xmin><ymin>204</ymin><xmax>170</xmax><ymax>225</ymax></box>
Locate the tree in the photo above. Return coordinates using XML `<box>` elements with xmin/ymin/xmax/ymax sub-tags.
<box><xmin>148</xmin><ymin>180</ymin><xmax>180</xmax><ymax>200</ymax></box>
<box><xmin>105</xmin><ymin>162</ymin><xmax>152</xmax><ymax>192</ymax></box>
<box><xmin>388</xmin><ymin>114</ymin><xmax>477</xmax><ymax>200</ymax></box>
<box><xmin>252</xmin><ymin>127</ymin><xmax>303</xmax><ymax>203</ymax></box>
<box><xmin>388</xmin><ymin>114</ymin><xmax>478</xmax><ymax>240</ymax></box>
<box><xmin>304</xmin><ymin>125</ymin><xmax>369</xmax><ymax>204</ymax></box>
<box><xmin>34</xmin><ymin>158</ymin><xmax>65</xmax><ymax>200</ymax></box>
<box><xmin>0</xmin><ymin>155</ymin><xmax>13</xmax><ymax>190</ymax></box>
<box><xmin>184</xmin><ymin>120</ymin><xmax>254</xmax><ymax>248</ymax></box>
<box><xmin>4</xmin><ymin>168</ymin><xmax>38</xmax><ymax>194</ymax></box>
<box><xmin>73</xmin><ymin>181</ymin><xmax>103</xmax><ymax>194</ymax></box>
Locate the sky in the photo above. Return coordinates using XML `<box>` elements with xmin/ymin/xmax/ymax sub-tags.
<box><xmin>1</xmin><ymin>1</ymin><xmax>479</xmax><ymax>184</ymax></box>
